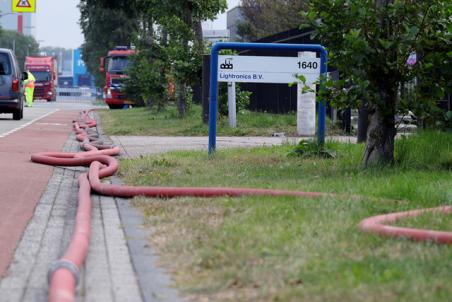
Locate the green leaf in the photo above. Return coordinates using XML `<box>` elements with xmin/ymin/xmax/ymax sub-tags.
<box><xmin>378</xmin><ymin>39</ymin><xmax>393</xmax><ymax>50</ymax></box>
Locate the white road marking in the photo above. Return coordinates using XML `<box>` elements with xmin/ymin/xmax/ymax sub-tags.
<box><xmin>0</xmin><ymin>109</ymin><xmax>60</xmax><ymax>138</ymax></box>
<box><xmin>35</xmin><ymin>122</ymin><xmax>68</xmax><ymax>126</ymax></box>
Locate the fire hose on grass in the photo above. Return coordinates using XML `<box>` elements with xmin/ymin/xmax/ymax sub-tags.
<box><xmin>30</xmin><ymin>110</ymin><xmax>452</xmax><ymax>302</ymax></box>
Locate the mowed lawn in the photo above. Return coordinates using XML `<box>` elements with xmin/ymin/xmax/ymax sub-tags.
<box><xmin>99</xmin><ymin>105</ymin><xmax>299</xmax><ymax>136</ymax></box>
<box><xmin>118</xmin><ymin>132</ymin><xmax>452</xmax><ymax>302</ymax></box>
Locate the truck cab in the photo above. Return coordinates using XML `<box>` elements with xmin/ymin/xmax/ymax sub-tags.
<box><xmin>99</xmin><ymin>46</ymin><xmax>135</xmax><ymax>109</ymax></box>
<box><xmin>25</xmin><ymin>56</ymin><xmax>58</xmax><ymax>102</ymax></box>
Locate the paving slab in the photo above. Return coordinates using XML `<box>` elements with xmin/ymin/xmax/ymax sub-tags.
<box><xmin>0</xmin><ymin>116</ymin><xmax>185</xmax><ymax>302</ymax></box>
<box><xmin>112</xmin><ymin>135</ymin><xmax>357</xmax><ymax>158</ymax></box>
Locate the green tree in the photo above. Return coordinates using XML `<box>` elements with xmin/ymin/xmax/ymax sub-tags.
<box><xmin>78</xmin><ymin>0</ymin><xmax>226</xmax><ymax>115</ymax></box>
<box><xmin>123</xmin><ymin>0</ymin><xmax>226</xmax><ymax>115</ymax></box>
<box><xmin>154</xmin><ymin>0</ymin><xmax>227</xmax><ymax>116</ymax></box>
<box><xmin>303</xmin><ymin>0</ymin><xmax>451</xmax><ymax>166</ymax></box>
<box><xmin>79</xmin><ymin>0</ymin><xmax>139</xmax><ymax>87</ymax></box>
<box><xmin>238</xmin><ymin>0</ymin><xmax>308</xmax><ymax>41</ymax></box>
<box><xmin>0</xmin><ymin>30</ymin><xmax>39</xmax><ymax>69</ymax></box>
<box><xmin>125</xmin><ymin>45</ymin><xmax>170</xmax><ymax>110</ymax></box>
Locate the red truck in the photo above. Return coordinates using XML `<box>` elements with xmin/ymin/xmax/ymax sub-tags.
<box><xmin>99</xmin><ymin>46</ymin><xmax>135</xmax><ymax>109</ymax></box>
<box><xmin>25</xmin><ymin>56</ymin><xmax>58</xmax><ymax>102</ymax></box>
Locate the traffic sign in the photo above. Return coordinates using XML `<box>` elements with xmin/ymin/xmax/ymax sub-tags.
<box><xmin>12</xmin><ymin>0</ymin><xmax>36</xmax><ymax>13</ymax></box>
<box><xmin>218</xmin><ymin>55</ymin><xmax>320</xmax><ymax>84</ymax></box>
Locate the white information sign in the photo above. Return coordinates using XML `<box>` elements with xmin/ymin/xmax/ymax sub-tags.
<box><xmin>218</xmin><ymin>55</ymin><xmax>320</xmax><ymax>84</ymax></box>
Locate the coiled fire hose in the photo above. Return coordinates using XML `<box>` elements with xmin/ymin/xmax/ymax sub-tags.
<box><xmin>29</xmin><ymin>111</ymin><xmax>451</xmax><ymax>302</ymax></box>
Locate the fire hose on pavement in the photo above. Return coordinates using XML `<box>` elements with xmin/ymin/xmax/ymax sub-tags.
<box><xmin>29</xmin><ymin>111</ymin><xmax>452</xmax><ymax>302</ymax></box>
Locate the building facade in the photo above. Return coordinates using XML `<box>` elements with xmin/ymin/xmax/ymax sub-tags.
<box><xmin>227</xmin><ymin>6</ymin><xmax>244</xmax><ymax>42</ymax></box>
<box><xmin>203</xmin><ymin>29</ymin><xmax>230</xmax><ymax>43</ymax></box>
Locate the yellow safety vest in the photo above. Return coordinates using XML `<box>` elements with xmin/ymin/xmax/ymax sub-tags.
<box><xmin>25</xmin><ymin>72</ymin><xmax>35</xmax><ymax>89</ymax></box>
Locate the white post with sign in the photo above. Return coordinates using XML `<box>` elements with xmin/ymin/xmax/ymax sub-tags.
<box><xmin>297</xmin><ymin>52</ymin><xmax>316</xmax><ymax>136</ymax></box>
<box><xmin>217</xmin><ymin>54</ymin><xmax>320</xmax><ymax>133</ymax></box>
<box><xmin>228</xmin><ymin>82</ymin><xmax>237</xmax><ymax>127</ymax></box>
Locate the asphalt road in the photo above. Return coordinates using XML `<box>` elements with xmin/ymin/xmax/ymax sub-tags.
<box><xmin>0</xmin><ymin>98</ymin><xmax>104</xmax><ymax>138</ymax></box>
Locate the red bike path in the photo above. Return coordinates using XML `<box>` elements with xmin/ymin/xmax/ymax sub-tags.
<box><xmin>0</xmin><ymin>110</ymin><xmax>79</xmax><ymax>277</ymax></box>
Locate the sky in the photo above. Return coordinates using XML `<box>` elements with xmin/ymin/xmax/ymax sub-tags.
<box><xmin>36</xmin><ymin>0</ymin><xmax>240</xmax><ymax>50</ymax></box>
<box><xmin>36</xmin><ymin>0</ymin><xmax>84</xmax><ymax>49</ymax></box>
<box><xmin>204</xmin><ymin>0</ymin><xmax>241</xmax><ymax>30</ymax></box>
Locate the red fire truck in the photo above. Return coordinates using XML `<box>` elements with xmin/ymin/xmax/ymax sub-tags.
<box><xmin>99</xmin><ymin>46</ymin><xmax>135</xmax><ymax>109</ymax></box>
<box><xmin>25</xmin><ymin>56</ymin><xmax>58</xmax><ymax>102</ymax></box>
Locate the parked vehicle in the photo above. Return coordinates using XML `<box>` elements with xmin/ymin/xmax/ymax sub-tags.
<box><xmin>25</xmin><ymin>56</ymin><xmax>58</xmax><ymax>102</ymax></box>
<box><xmin>99</xmin><ymin>46</ymin><xmax>135</xmax><ymax>109</ymax></box>
<box><xmin>0</xmin><ymin>48</ymin><xmax>24</xmax><ymax>120</ymax></box>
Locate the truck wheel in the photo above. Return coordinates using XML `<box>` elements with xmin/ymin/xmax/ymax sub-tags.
<box><xmin>108</xmin><ymin>104</ymin><xmax>123</xmax><ymax>109</ymax></box>
<box><xmin>13</xmin><ymin>109</ymin><xmax>23</xmax><ymax>120</ymax></box>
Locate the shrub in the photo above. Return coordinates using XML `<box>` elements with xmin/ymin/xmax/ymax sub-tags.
<box><xmin>218</xmin><ymin>83</ymin><xmax>252</xmax><ymax>117</ymax></box>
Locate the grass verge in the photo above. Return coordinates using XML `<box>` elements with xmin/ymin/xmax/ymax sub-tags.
<box><xmin>99</xmin><ymin>104</ymin><xmax>299</xmax><ymax>136</ymax></box>
<box><xmin>119</xmin><ymin>131</ymin><xmax>451</xmax><ymax>302</ymax></box>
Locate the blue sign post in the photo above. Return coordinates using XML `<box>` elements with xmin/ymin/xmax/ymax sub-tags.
<box><xmin>208</xmin><ymin>42</ymin><xmax>328</xmax><ymax>155</ymax></box>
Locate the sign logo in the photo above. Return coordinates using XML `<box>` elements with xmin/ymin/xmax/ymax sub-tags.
<box><xmin>220</xmin><ymin>58</ymin><xmax>233</xmax><ymax>70</ymax></box>
<box><xmin>12</xmin><ymin>0</ymin><xmax>36</xmax><ymax>13</ymax></box>
<box><xmin>17</xmin><ymin>0</ymin><xmax>31</xmax><ymax>7</ymax></box>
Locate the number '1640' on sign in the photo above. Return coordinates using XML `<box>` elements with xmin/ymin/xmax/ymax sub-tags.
<box><xmin>298</xmin><ymin>61</ymin><xmax>318</xmax><ymax>69</ymax></box>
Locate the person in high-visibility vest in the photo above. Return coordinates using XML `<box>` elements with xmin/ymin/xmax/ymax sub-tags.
<box><xmin>23</xmin><ymin>71</ymin><xmax>35</xmax><ymax>107</ymax></box>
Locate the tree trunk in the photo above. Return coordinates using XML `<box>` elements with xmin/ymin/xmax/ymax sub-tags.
<box><xmin>145</xmin><ymin>17</ymin><xmax>155</xmax><ymax>108</ymax></box>
<box><xmin>175</xmin><ymin>2</ymin><xmax>194</xmax><ymax>118</ymax></box>
<box><xmin>146</xmin><ymin>97</ymin><xmax>153</xmax><ymax>109</ymax></box>
<box><xmin>176</xmin><ymin>82</ymin><xmax>186</xmax><ymax>118</ymax></box>
<box><xmin>362</xmin><ymin>0</ymin><xmax>397</xmax><ymax>166</ymax></box>
<box><xmin>193</xmin><ymin>20</ymin><xmax>203</xmax><ymax>46</ymax></box>
<box><xmin>357</xmin><ymin>103</ymin><xmax>369</xmax><ymax>143</ymax></box>
<box><xmin>362</xmin><ymin>106</ymin><xmax>397</xmax><ymax>167</ymax></box>
<box><xmin>191</xmin><ymin>19</ymin><xmax>204</xmax><ymax>104</ymax></box>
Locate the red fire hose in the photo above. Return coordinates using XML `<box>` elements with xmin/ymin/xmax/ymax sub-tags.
<box><xmin>29</xmin><ymin>111</ymin><xmax>451</xmax><ymax>302</ymax></box>
<box><xmin>359</xmin><ymin>206</ymin><xmax>452</xmax><ymax>244</ymax></box>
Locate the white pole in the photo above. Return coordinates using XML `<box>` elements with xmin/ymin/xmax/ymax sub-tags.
<box><xmin>228</xmin><ymin>82</ymin><xmax>237</xmax><ymax>128</ymax></box>
<box><xmin>297</xmin><ymin>52</ymin><xmax>316</xmax><ymax>136</ymax></box>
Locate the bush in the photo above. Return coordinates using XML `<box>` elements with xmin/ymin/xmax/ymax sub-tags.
<box><xmin>125</xmin><ymin>48</ymin><xmax>169</xmax><ymax>110</ymax></box>
<box><xmin>288</xmin><ymin>140</ymin><xmax>337</xmax><ymax>159</ymax></box>
<box><xmin>218</xmin><ymin>83</ymin><xmax>251</xmax><ymax>117</ymax></box>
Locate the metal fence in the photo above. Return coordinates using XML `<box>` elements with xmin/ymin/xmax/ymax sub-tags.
<box><xmin>56</xmin><ymin>87</ymin><xmax>97</xmax><ymax>101</ymax></box>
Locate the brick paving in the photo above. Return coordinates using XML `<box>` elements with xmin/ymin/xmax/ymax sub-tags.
<box><xmin>0</xmin><ymin>128</ymin><xmax>182</xmax><ymax>301</ymax></box>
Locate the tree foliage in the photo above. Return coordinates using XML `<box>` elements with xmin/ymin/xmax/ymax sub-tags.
<box><xmin>79</xmin><ymin>0</ymin><xmax>139</xmax><ymax>87</ymax></box>
<box><xmin>238</xmin><ymin>0</ymin><xmax>308</xmax><ymax>41</ymax></box>
<box><xmin>148</xmin><ymin>0</ymin><xmax>227</xmax><ymax>116</ymax></box>
<box><xmin>303</xmin><ymin>0</ymin><xmax>451</xmax><ymax>166</ymax></box>
<box><xmin>0</xmin><ymin>30</ymin><xmax>39</xmax><ymax>69</ymax></box>
<box><xmin>79</xmin><ymin>0</ymin><xmax>226</xmax><ymax>116</ymax></box>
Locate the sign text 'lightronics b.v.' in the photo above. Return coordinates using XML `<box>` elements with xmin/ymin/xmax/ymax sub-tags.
<box><xmin>217</xmin><ymin>55</ymin><xmax>320</xmax><ymax>84</ymax></box>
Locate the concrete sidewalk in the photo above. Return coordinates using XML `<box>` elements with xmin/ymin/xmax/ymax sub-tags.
<box><xmin>112</xmin><ymin>135</ymin><xmax>357</xmax><ymax>158</ymax></box>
